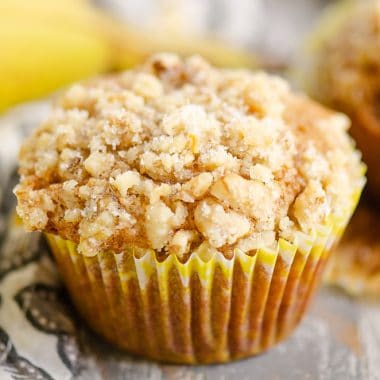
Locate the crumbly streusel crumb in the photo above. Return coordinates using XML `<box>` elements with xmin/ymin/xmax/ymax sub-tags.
<box><xmin>15</xmin><ymin>53</ymin><xmax>363</xmax><ymax>258</ymax></box>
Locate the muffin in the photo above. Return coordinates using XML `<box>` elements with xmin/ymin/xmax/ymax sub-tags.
<box><xmin>15</xmin><ymin>53</ymin><xmax>364</xmax><ymax>363</ymax></box>
<box><xmin>295</xmin><ymin>0</ymin><xmax>380</xmax><ymax>198</ymax></box>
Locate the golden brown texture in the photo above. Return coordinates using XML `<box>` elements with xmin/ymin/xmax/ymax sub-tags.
<box><xmin>15</xmin><ymin>53</ymin><xmax>363</xmax><ymax>257</ymax></box>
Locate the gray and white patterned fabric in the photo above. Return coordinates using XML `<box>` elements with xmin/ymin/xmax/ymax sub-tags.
<box><xmin>0</xmin><ymin>102</ymin><xmax>101</xmax><ymax>380</ymax></box>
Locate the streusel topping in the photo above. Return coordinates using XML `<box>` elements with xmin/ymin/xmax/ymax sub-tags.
<box><xmin>15</xmin><ymin>54</ymin><xmax>363</xmax><ymax>258</ymax></box>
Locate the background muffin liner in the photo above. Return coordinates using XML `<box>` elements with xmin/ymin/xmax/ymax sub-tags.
<box><xmin>45</xmin><ymin>186</ymin><xmax>362</xmax><ymax>364</ymax></box>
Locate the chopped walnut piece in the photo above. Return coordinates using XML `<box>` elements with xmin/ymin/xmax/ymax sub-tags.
<box><xmin>145</xmin><ymin>201</ymin><xmax>175</xmax><ymax>250</ymax></box>
<box><xmin>145</xmin><ymin>201</ymin><xmax>187</xmax><ymax>250</ymax></box>
<box><xmin>84</xmin><ymin>152</ymin><xmax>115</xmax><ymax>178</ymax></box>
<box><xmin>180</xmin><ymin>173</ymin><xmax>213</xmax><ymax>202</ymax></box>
<box><xmin>210</xmin><ymin>173</ymin><xmax>277</xmax><ymax>230</ymax></box>
<box><xmin>292</xmin><ymin>180</ymin><xmax>330</xmax><ymax>233</ymax></box>
<box><xmin>194</xmin><ymin>198</ymin><xmax>251</xmax><ymax>247</ymax></box>
<box><xmin>169</xmin><ymin>230</ymin><xmax>198</xmax><ymax>259</ymax></box>
<box><xmin>111</xmin><ymin>171</ymin><xmax>140</xmax><ymax>197</ymax></box>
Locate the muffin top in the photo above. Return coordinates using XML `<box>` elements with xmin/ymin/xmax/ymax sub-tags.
<box><xmin>304</xmin><ymin>0</ymin><xmax>380</xmax><ymax>124</ymax></box>
<box><xmin>15</xmin><ymin>54</ymin><xmax>363</xmax><ymax>258</ymax></box>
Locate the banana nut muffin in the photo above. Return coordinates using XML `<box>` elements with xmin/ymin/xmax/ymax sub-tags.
<box><xmin>14</xmin><ymin>54</ymin><xmax>364</xmax><ymax>363</ymax></box>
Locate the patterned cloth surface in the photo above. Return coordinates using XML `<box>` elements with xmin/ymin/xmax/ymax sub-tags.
<box><xmin>0</xmin><ymin>102</ymin><xmax>101</xmax><ymax>380</ymax></box>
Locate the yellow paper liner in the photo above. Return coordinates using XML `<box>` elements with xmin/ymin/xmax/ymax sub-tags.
<box><xmin>44</xmin><ymin>183</ymin><xmax>363</xmax><ymax>364</ymax></box>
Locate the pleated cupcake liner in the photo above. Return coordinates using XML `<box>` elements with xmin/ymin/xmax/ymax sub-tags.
<box><xmin>45</xmin><ymin>185</ymin><xmax>363</xmax><ymax>364</ymax></box>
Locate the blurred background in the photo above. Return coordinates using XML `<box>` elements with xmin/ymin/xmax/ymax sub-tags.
<box><xmin>1</xmin><ymin>0</ymin><xmax>332</xmax><ymax>114</ymax></box>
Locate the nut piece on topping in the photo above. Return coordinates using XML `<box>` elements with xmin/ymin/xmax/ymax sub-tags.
<box><xmin>180</xmin><ymin>173</ymin><xmax>213</xmax><ymax>202</ymax></box>
<box><xmin>111</xmin><ymin>170</ymin><xmax>140</xmax><ymax>197</ymax></box>
<box><xmin>168</xmin><ymin>230</ymin><xmax>198</xmax><ymax>260</ymax></box>
<box><xmin>195</xmin><ymin>198</ymin><xmax>252</xmax><ymax>248</ymax></box>
<box><xmin>210</xmin><ymin>173</ymin><xmax>277</xmax><ymax>230</ymax></box>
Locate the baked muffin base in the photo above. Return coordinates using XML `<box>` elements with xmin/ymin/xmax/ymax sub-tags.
<box><xmin>45</xmin><ymin>187</ymin><xmax>361</xmax><ymax>364</ymax></box>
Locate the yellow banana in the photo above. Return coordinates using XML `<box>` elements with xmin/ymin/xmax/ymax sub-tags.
<box><xmin>0</xmin><ymin>0</ymin><xmax>112</xmax><ymax>112</ymax></box>
<box><xmin>0</xmin><ymin>0</ymin><xmax>257</xmax><ymax>113</ymax></box>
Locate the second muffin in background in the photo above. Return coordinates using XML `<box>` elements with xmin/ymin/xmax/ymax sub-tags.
<box><xmin>15</xmin><ymin>53</ymin><xmax>364</xmax><ymax>363</ymax></box>
<box><xmin>295</xmin><ymin>0</ymin><xmax>380</xmax><ymax>198</ymax></box>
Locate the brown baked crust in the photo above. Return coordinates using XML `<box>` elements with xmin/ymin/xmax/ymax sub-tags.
<box><xmin>15</xmin><ymin>54</ymin><xmax>363</xmax><ymax>257</ymax></box>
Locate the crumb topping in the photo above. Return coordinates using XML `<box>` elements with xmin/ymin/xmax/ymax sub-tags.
<box><xmin>15</xmin><ymin>53</ymin><xmax>363</xmax><ymax>258</ymax></box>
